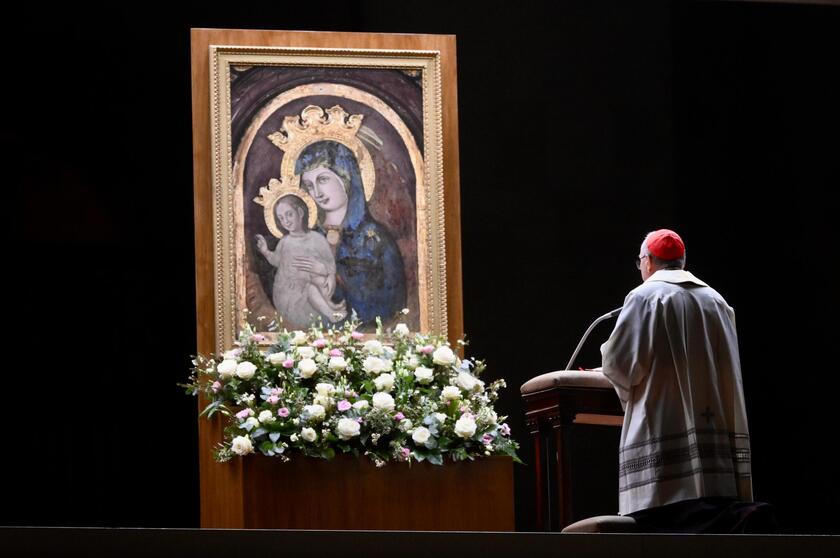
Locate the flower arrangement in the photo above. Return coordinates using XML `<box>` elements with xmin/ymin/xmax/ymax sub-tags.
<box><xmin>184</xmin><ymin>314</ymin><xmax>521</xmax><ymax>466</ymax></box>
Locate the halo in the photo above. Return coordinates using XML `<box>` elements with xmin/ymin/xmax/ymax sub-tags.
<box><xmin>253</xmin><ymin>178</ymin><xmax>319</xmax><ymax>239</ymax></box>
<box><xmin>268</xmin><ymin>105</ymin><xmax>376</xmax><ymax>201</ymax></box>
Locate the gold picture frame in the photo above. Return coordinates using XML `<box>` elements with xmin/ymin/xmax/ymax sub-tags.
<box><xmin>192</xmin><ymin>29</ymin><xmax>462</xmax><ymax>354</ymax></box>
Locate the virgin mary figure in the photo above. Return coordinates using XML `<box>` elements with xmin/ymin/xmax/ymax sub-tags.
<box><xmin>292</xmin><ymin>140</ymin><xmax>407</xmax><ymax>328</ymax></box>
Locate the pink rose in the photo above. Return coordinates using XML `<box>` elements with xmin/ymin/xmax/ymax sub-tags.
<box><xmin>351</xmin><ymin>331</ymin><xmax>364</xmax><ymax>340</ymax></box>
<box><xmin>282</xmin><ymin>359</ymin><xmax>294</xmax><ymax>369</ymax></box>
<box><xmin>313</xmin><ymin>339</ymin><xmax>327</xmax><ymax>349</ymax></box>
<box><xmin>482</xmin><ymin>434</ymin><xmax>494</xmax><ymax>444</ymax></box>
<box><xmin>277</xmin><ymin>407</ymin><xmax>290</xmax><ymax>417</ymax></box>
<box><xmin>420</xmin><ymin>344</ymin><xmax>435</xmax><ymax>354</ymax></box>
<box><xmin>337</xmin><ymin>400</ymin><xmax>352</xmax><ymax>412</ymax></box>
<box><xmin>251</xmin><ymin>334</ymin><xmax>266</xmax><ymax>342</ymax></box>
<box><xmin>235</xmin><ymin>408</ymin><xmax>253</xmax><ymax>419</ymax></box>
<box><xmin>329</xmin><ymin>348</ymin><xmax>343</xmax><ymax>357</ymax></box>
<box><xmin>267</xmin><ymin>395</ymin><xmax>279</xmax><ymax>405</ymax></box>
<box><xmin>211</xmin><ymin>381</ymin><xmax>222</xmax><ymax>392</ymax></box>
<box><xmin>400</xmin><ymin>447</ymin><xmax>411</xmax><ymax>460</ymax></box>
<box><xmin>393</xmin><ymin>412</ymin><xmax>405</xmax><ymax>421</ymax></box>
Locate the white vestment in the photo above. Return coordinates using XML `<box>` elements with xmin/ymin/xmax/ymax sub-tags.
<box><xmin>601</xmin><ymin>269</ymin><xmax>752</xmax><ymax>515</ymax></box>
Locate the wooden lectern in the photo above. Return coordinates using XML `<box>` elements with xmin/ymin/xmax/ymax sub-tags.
<box><xmin>521</xmin><ymin>370</ymin><xmax>624</xmax><ymax>531</ymax></box>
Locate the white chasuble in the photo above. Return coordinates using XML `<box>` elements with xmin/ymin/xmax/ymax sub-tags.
<box><xmin>601</xmin><ymin>269</ymin><xmax>752</xmax><ymax>515</ymax></box>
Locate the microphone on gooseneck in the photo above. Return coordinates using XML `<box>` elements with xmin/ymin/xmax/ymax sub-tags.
<box><xmin>565</xmin><ymin>307</ymin><xmax>623</xmax><ymax>371</ymax></box>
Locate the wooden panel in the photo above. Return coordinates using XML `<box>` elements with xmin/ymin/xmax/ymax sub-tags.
<box><xmin>191</xmin><ymin>28</ymin><xmax>463</xmax><ymax>528</ymax></box>
<box><xmin>574</xmin><ymin>413</ymin><xmax>624</xmax><ymax>426</ymax></box>
<box><xmin>241</xmin><ymin>454</ymin><xmax>514</xmax><ymax>531</ymax></box>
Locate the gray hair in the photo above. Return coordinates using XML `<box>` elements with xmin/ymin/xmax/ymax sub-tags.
<box><xmin>641</xmin><ymin>231</ymin><xmax>686</xmax><ymax>270</ymax></box>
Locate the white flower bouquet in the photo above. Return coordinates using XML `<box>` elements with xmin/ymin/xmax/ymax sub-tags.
<box><xmin>184</xmin><ymin>315</ymin><xmax>521</xmax><ymax>466</ymax></box>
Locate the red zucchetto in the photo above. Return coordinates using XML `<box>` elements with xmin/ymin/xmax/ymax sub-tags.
<box><xmin>646</xmin><ymin>229</ymin><xmax>685</xmax><ymax>260</ymax></box>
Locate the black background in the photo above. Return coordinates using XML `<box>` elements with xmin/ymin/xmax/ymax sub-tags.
<box><xmin>3</xmin><ymin>0</ymin><xmax>838</xmax><ymax>534</ymax></box>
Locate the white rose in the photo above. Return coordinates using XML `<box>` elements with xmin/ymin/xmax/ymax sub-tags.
<box><xmin>301</xmin><ymin>427</ymin><xmax>317</xmax><ymax>442</ymax></box>
<box><xmin>455</xmin><ymin>371</ymin><xmax>480</xmax><ymax>392</ymax></box>
<box><xmin>258</xmin><ymin>410</ymin><xmax>274</xmax><ymax>423</ymax></box>
<box><xmin>236</xmin><ymin>361</ymin><xmax>257</xmax><ymax>380</ymax></box>
<box><xmin>372</xmin><ymin>392</ymin><xmax>395</xmax><ymax>411</ymax></box>
<box><xmin>442</xmin><ymin>385</ymin><xmax>461</xmax><ymax>401</ymax></box>
<box><xmin>289</xmin><ymin>434</ymin><xmax>299</xmax><ymax>442</ymax></box>
<box><xmin>433</xmin><ymin>346</ymin><xmax>456</xmax><ymax>366</ymax></box>
<box><xmin>434</xmin><ymin>412</ymin><xmax>448</xmax><ymax>424</ymax></box>
<box><xmin>290</xmin><ymin>331</ymin><xmax>308</xmax><ymax>345</ymax></box>
<box><xmin>297</xmin><ymin>346</ymin><xmax>315</xmax><ymax>359</ymax></box>
<box><xmin>400</xmin><ymin>419</ymin><xmax>413</xmax><ymax>432</ymax></box>
<box><xmin>230</xmin><ymin>435</ymin><xmax>253</xmax><ymax>456</ymax></box>
<box><xmin>336</xmin><ymin>418</ymin><xmax>361</xmax><ymax>440</ymax></box>
<box><xmin>329</xmin><ymin>356</ymin><xmax>347</xmax><ymax>371</ymax></box>
<box><xmin>405</xmin><ymin>355</ymin><xmax>420</xmax><ymax>370</ymax></box>
<box><xmin>267</xmin><ymin>352</ymin><xmax>286</xmax><ymax>365</ymax></box>
<box><xmin>298</xmin><ymin>358</ymin><xmax>317</xmax><ymax>378</ymax></box>
<box><xmin>315</xmin><ymin>383</ymin><xmax>336</xmax><ymax>397</ymax></box>
<box><xmin>363</xmin><ymin>339</ymin><xmax>384</xmax><ymax>354</ymax></box>
<box><xmin>394</xmin><ymin>323</ymin><xmax>410</xmax><ymax>337</ymax></box>
<box><xmin>374</xmin><ymin>373</ymin><xmax>395</xmax><ymax>392</ymax></box>
<box><xmin>414</xmin><ymin>366</ymin><xmax>434</xmax><ymax>384</ymax></box>
<box><xmin>412</xmin><ymin>426</ymin><xmax>431</xmax><ymax>446</ymax></box>
<box><xmin>363</xmin><ymin>356</ymin><xmax>386</xmax><ymax>375</ymax></box>
<box><xmin>304</xmin><ymin>404</ymin><xmax>326</xmax><ymax>421</ymax></box>
<box><xmin>454</xmin><ymin>415</ymin><xmax>477</xmax><ymax>439</ymax></box>
<box><xmin>216</xmin><ymin>359</ymin><xmax>238</xmax><ymax>380</ymax></box>
<box><xmin>243</xmin><ymin>417</ymin><xmax>260</xmax><ymax>431</ymax></box>
<box><xmin>313</xmin><ymin>394</ymin><xmax>333</xmax><ymax>409</ymax></box>
<box><xmin>352</xmin><ymin>400</ymin><xmax>370</xmax><ymax>411</ymax></box>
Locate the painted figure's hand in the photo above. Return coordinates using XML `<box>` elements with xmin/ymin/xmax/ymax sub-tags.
<box><xmin>255</xmin><ymin>234</ymin><xmax>268</xmax><ymax>255</ymax></box>
<box><xmin>292</xmin><ymin>256</ymin><xmax>328</xmax><ymax>276</ymax></box>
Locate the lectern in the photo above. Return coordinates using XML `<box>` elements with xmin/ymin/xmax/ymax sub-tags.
<box><xmin>521</xmin><ymin>370</ymin><xmax>624</xmax><ymax>530</ymax></box>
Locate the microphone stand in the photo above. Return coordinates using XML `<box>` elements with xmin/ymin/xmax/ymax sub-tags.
<box><xmin>565</xmin><ymin>307</ymin><xmax>623</xmax><ymax>371</ymax></box>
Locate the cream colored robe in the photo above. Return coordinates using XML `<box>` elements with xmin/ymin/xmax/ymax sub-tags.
<box><xmin>601</xmin><ymin>269</ymin><xmax>752</xmax><ymax>515</ymax></box>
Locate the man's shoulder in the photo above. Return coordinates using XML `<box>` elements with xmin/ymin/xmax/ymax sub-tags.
<box><xmin>628</xmin><ymin>277</ymin><xmax>732</xmax><ymax>311</ymax></box>
<box><xmin>628</xmin><ymin>280</ymin><xmax>682</xmax><ymax>298</ymax></box>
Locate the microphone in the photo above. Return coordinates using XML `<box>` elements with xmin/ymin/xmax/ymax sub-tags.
<box><xmin>565</xmin><ymin>307</ymin><xmax>623</xmax><ymax>371</ymax></box>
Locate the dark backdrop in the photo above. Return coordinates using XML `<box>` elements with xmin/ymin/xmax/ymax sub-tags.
<box><xmin>4</xmin><ymin>0</ymin><xmax>838</xmax><ymax>534</ymax></box>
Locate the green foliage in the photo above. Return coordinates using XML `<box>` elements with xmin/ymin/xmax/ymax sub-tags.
<box><xmin>183</xmin><ymin>315</ymin><xmax>521</xmax><ymax>466</ymax></box>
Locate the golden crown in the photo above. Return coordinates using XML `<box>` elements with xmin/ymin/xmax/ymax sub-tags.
<box><xmin>267</xmin><ymin>105</ymin><xmax>375</xmax><ymax>201</ymax></box>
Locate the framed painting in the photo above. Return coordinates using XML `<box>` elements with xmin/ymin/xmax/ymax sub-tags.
<box><xmin>191</xmin><ymin>29</ymin><xmax>462</xmax><ymax>527</ymax></box>
<box><xmin>192</xmin><ymin>29</ymin><xmax>462</xmax><ymax>353</ymax></box>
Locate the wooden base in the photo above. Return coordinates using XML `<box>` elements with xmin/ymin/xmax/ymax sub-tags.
<box><xmin>203</xmin><ymin>454</ymin><xmax>514</xmax><ymax>531</ymax></box>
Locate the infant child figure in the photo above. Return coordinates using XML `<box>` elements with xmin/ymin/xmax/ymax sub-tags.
<box><xmin>255</xmin><ymin>195</ymin><xmax>347</xmax><ymax>328</ymax></box>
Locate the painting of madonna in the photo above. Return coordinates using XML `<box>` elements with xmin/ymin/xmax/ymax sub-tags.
<box><xmin>285</xmin><ymin>139</ymin><xmax>407</xmax><ymax>330</ymax></box>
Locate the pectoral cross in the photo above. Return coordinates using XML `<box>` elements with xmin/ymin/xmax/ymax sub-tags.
<box><xmin>702</xmin><ymin>406</ymin><xmax>715</xmax><ymax>424</ymax></box>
